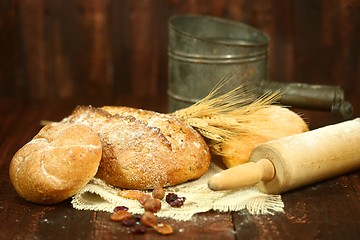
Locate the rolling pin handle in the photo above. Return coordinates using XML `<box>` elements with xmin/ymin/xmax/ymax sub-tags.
<box><xmin>258</xmin><ymin>158</ymin><xmax>275</xmax><ymax>182</ymax></box>
<box><xmin>208</xmin><ymin>159</ymin><xmax>275</xmax><ymax>191</ymax></box>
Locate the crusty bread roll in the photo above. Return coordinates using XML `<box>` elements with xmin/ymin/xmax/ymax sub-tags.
<box><xmin>9</xmin><ymin>122</ymin><xmax>102</xmax><ymax>204</ymax></box>
<box><xmin>62</xmin><ymin>105</ymin><xmax>211</xmax><ymax>190</ymax></box>
<box><xmin>221</xmin><ymin>106</ymin><xmax>309</xmax><ymax>168</ymax></box>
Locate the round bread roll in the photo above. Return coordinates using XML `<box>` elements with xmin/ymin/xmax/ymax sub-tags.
<box><xmin>9</xmin><ymin>122</ymin><xmax>102</xmax><ymax>204</ymax></box>
<box><xmin>63</xmin><ymin>105</ymin><xmax>211</xmax><ymax>190</ymax></box>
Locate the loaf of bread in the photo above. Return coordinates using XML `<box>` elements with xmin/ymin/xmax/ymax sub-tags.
<box><xmin>9</xmin><ymin>122</ymin><xmax>102</xmax><ymax>204</ymax></box>
<box><xmin>221</xmin><ymin>106</ymin><xmax>309</xmax><ymax>168</ymax></box>
<box><xmin>62</xmin><ymin>105</ymin><xmax>211</xmax><ymax>190</ymax></box>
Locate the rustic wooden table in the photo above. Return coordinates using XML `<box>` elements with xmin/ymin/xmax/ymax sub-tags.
<box><xmin>0</xmin><ymin>97</ymin><xmax>359</xmax><ymax>240</ymax></box>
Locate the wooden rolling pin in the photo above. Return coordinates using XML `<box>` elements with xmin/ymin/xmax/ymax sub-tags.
<box><xmin>208</xmin><ymin>118</ymin><xmax>360</xmax><ymax>194</ymax></box>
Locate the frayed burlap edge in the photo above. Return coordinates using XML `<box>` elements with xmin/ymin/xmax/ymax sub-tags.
<box><xmin>71</xmin><ymin>162</ymin><xmax>284</xmax><ymax>221</ymax></box>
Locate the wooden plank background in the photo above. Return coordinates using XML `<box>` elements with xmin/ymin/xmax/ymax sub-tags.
<box><xmin>1</xmin><ymin>0</ymin><xmax>359</xmax><ymax>126</ymax></box>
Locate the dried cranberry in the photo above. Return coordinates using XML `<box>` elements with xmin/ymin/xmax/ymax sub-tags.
<box><xmin>165</xmin><ymin>193</ymin><xmax>186</xmax><ymax>208</ymax></box>
<box><xmin>169</xmin><ymin>197</ymin><xmax>186</xmax><ymax>207</ymax></box>
<box><xmin>113</xmin><ymin>206</ymin><xmax>129</xmax><ymax>212</ymax></box>
<box><xmin>131</xmin><ymin>225</ymin><xmax>147</xmax><ymax>234</ymax></box>
<box><xmin>131</xmin><ymin>214</ymin><xmax>142</xmax><ymax>223</ymax></box>
<box><xmin>165</xmin><ymin>193</ymin><xmax>178</xmax><ymax>203</ymax></box>
<box><xmin>121</xmin><ymin>217</ymin><xmax>137</xmax><ymax>227</ymax></box>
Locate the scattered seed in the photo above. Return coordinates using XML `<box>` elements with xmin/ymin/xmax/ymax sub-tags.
<box><xmin>152</xmin><ymin>223</ymin><xmax>174</xmax><ymax>235</ymax></box>
<box><xmin>143</xmin><ymin>198</ymin><xmax>162</xmax><ymax>213</ymax></box>
<box><xmin>138</xmin><ymin>194</ymin><xmax>151</xmax><ymax>206</ymax></box>
<box><xmin>110</xmin><ymin>210</ymin><xmax>132</xmax><ymax>222</ymax></box>
<box><xmin>152</xmin><ymin>184</ymin><xmax>165</xmax><ymax>200</ymax></box>
<box><xmin>118</xmin><ymin>190</ymin><xmax>147</xmax><ymax>200</ymax></box>
<box><xmin>140</xmin><ymin>211</ymin><xmax>157</xmax><ymax>227</ymax></box>
<box><xmin>111</xmin><ymin>188</ymin><xmax>177</xmax><ymax>235</ymax></box>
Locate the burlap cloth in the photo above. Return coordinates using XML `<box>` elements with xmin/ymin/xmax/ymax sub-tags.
<box><xmin>72</xmin><ymin>160</ymin><xmax>284</xmax><ymax>221</ymax></box>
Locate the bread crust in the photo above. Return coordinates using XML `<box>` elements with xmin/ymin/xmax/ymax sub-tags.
<box><xmin>221</xmin><ymin>106</ymin><xmax>309</xmax><ymax>168</ymax></box>
<box><xmin>9</xmin><ymin>122</ymin><xmax>102</xmax><ymax>204</ymax></box>
<box><xmin>63</xmin><ymin>106</ymin><xmax>211</xmax><ymax>189</ymax></box>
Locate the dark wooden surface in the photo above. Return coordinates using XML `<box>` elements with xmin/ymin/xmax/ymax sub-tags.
<box><xmin>0</xmin><ymin>98</ymin><xmax>359</xmax><ymax>240</ymax></box>
<box><xmin>1</xmin><ymin>0</ymin><xmax>360</xmax><ymax>239</ymax></box>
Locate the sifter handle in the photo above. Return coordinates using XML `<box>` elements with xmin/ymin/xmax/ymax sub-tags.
<box><xmin>208</xmin><ymin>159</ymin><xmax>275</xmax><ymax>191</ymax></box>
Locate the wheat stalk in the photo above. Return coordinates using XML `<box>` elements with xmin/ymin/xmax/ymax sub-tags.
<box><xmin>170</xmin><ymin>76</ymin><xmax>282</xmax><ymax>155</ymax></box>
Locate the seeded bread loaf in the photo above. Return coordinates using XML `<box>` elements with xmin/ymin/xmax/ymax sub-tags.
<box><xmin>9</xmin><ymin>122</ymin><xmax>102</xmax><ymax>204</ymax></box>
<box><xmin>62</xmin><ymin>106</ymin><xmax>211</xmax><ymax>190</ymax></box>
